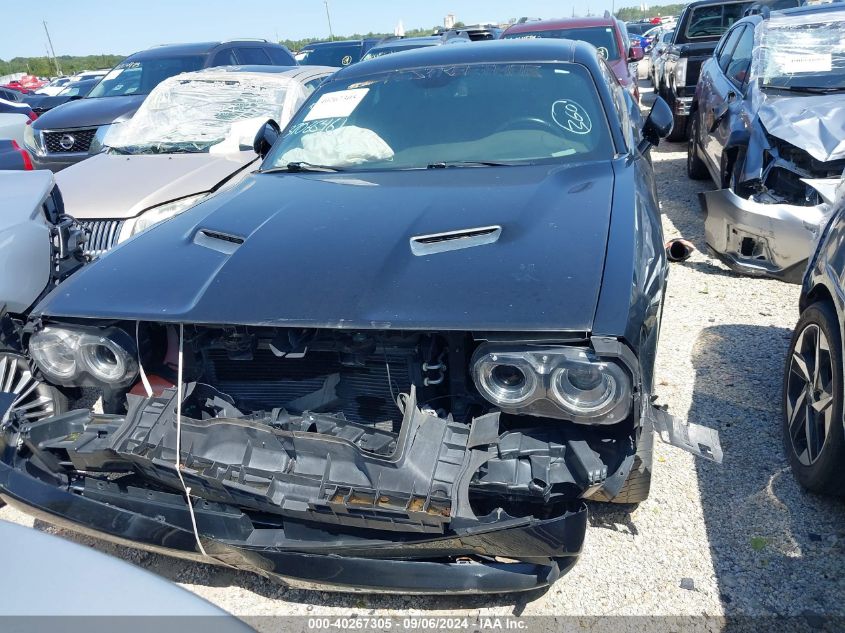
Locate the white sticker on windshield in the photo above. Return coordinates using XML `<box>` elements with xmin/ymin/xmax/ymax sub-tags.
<box><xmin>102</xmin><ymin>68</ymin><xmax>124</xmax><ymax>82</ymax></box>
<box><xmin>775</xmin><ymin>52</ymin><xmax>832</xmax><ymax>74</ymax></box>
<box><xmin>304</xmin><ymin>88</ymin><xmax>369</xmax><ymax>121</ymax></box>
<box><xmin>552</xmin><ymin>100</ymin><xmax>592</xmax><ymax>135</ymax></box>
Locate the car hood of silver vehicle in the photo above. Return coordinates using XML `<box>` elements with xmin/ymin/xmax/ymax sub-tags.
<box><xmin>36</xmin><ymin>162</ymin><xmax>616</xmax><ymax>332</ymax></box>
<box><xmin>55</xmin><ymin>151</ymin><xmax>257</xmax><ymax>219</ymax></box>
<box><xmin>758</xmin><ymin>94</ymin><xmax>845</xmax><ymax>163</ymax></box>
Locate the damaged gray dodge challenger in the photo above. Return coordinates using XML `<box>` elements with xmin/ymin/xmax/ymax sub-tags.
<box><xmin>0</xmin><ymin>41</ymin><xmax>721</xmax><ymax>593</ymax></box>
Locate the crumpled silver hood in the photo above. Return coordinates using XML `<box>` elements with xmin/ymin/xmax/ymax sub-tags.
<box><xmin>758</xmin><ymin>94</ymin><xmax>845</xmax><ymax>163</ymax></box>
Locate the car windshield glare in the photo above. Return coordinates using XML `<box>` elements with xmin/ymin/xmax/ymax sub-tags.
<box><xmin>754</xmin><ymin>10</ymin><xmax>845</xmax><ymax>90</ymax></box>
<box><xmin>264</xmin><ymin>62</ymin><xmax>613</xmax><ymax>171</ymax></box>
<box><xmin>503</xmin><ymin>27</ymin><xmax>621</xmax><ymax>61</ymax></box>
<box><xmin>105</xmin><ymin>71</ymin><xmax>308</xmax><ymax>155</ymax></box>
<box><xmin>86</xmin><ymin>55</ymin><xmax>205</xmax><ymax>98</ymax></box>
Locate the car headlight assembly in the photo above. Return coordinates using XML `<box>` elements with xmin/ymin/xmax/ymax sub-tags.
<box><xmin>471</xmin><ymin>345</ymin><xmax>632</xmax><ymax>425</ymax></box>
<box><xmin>29</xmin><ymin>325</ymin><xmax>139</xmax><ymax>387</ymax></box>
<box><xmin>118</xmin><ymin>194</ymin><xmax>207</xmax><ymax>242</ymax></box>
<box><xmin>23</xmin><ymin>123</ymin><xmax>41</xmax><ymax>155</ymax></box>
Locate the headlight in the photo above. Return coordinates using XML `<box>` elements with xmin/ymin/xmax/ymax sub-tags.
<box><xmin>118</xmin><ymin>194</ymin><xmax>206</xmax><ymax>242</ymax></box>
<box><xmin>23</xmin><ymin>124</ymin><xmax>41</xmax><ymax>154</ymax></box>
<box><xmin>471</xmin><ymin>345</ymin><xmax>633</xmax><ymax>425</ymax></box>
<box><xmin>29</xmin><ymin>325</ymin><xmax>138</xmax><ymax>386</ymax></box>
<box><xmin>675</xmin><ymin>57</ymin><xmax>687</xmax><ymax>86</ymax></box>
<box><xmin>87</xmin><ymin>124</ymin><xmax>112</xmax><ymax>154</ymax></box>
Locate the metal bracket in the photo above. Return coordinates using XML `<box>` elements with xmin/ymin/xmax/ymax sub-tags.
<box><xmin>650</xmin><ymin>406</ymin><xmax>723</xmax><ymax>464</ymax></box>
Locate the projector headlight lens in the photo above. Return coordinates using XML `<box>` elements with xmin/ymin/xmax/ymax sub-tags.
<box><xmin>471</xmin><ymin>345</ymin><xmax>633</xmax><ymax>424</ymax></box>
<box><xmin>29</xmin><ymin>325</ymin><xmax>138</xmax><ymax>386</ymax></box>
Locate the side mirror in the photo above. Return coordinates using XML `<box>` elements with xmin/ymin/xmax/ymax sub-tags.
<box><xmin>638</xmin><ymin>97</ymin><xmax>673</xmax><ymax>154</ymax></box>
<box><xmin>629</xmin><ymin>46</ymin><xmax>645</xmax><ymax>62</ymax></box>
<box><xmin>253</xmin><ymin>119</ymin><xmax>281</xmax><ymax>159</ymax></box>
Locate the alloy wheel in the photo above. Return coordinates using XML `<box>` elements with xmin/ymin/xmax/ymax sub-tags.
<box><xmin>785</xmin><ymin>324</ymin><xmax>835</xmax><ymax>466</ymax></box>
<box><xmin>0</xmin><ymin>352</ymin><xmax>59</xmax><ymax>423</ymax></box>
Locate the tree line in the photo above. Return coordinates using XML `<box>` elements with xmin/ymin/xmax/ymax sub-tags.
<box><xmin>614</xmin><ymin>3</ymin><xmax>689</xmax><ymax>22</ymax></box>
<box><xmin>0</xmin><ymin>54</ymin><xmax>124</xmax><ymax>77</ymax></box>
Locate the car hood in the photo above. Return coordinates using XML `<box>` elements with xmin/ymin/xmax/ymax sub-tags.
<box><xmin>31</xmin><ymin>95</ymin><xmax>146</xmax><ymax>130</ymax></box>
<box><xmin>758</xmin><ymin>93</ymin><xmax>845</xmax><ymax>163</ymax></box>
<box><xmin>37</xmin><ymin>162</ymin><xmax>616</xmax><ymax>331</ymax></box>
<box><xmin>55</xmin><ymin>152</ymin><xmax>258</xmax><ymax>220</ymax></box>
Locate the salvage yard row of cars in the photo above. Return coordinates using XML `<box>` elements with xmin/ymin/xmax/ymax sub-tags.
<box><xmin>0</xmin><ymin>1</ymin><xmax>842</xmax><ymax>595</ymax></box>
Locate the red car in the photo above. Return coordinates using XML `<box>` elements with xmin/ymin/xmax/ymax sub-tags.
<box><xmin>503</xmin><ymin>16</ymin><xmax>643</xmax><ymax>101</ymax></box>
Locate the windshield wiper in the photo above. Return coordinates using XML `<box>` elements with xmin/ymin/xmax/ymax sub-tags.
<box><xmin>262</xmin><ymin>162</ymin><xmax>344</xmax><ymax>174</ymax></box>
<box><xmin>763</xmin><ymin>85</ymin><xmax>845</xmax><ymax>94</ymax></box>
<box><xmin>427</xmin><ymin>161</ymin><xmax>513</xmax><ymax>169</ymax></box>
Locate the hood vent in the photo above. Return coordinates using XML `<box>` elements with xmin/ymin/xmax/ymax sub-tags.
<box><xmin>410</xmin><ymin>225</ymin><xmax>502</xmax><ymax>256</ymax></box>
<box><xmin>194</xmin><ymin>228</ymin><xmax>245</xmax><ymax>255</ymax></box>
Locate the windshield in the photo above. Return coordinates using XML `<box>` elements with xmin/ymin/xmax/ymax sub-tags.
<box><xmin>299</xmin><ymin>44</ymin><xmax>361</xmax><ymax>67</ymax></box>
<box><xmin>756</xmin><ymin>12</ymin><xmax>845</xmax><ymax>91</ymax></box>
<box><xmin>263</xmin><ymin>62</ymin><xmax>613</xmax><ymax>171</ymax></box>
<box><xmin>502</xmin><ymin>27</ymin><xmax>621</xmax><ymax>61</ymax></box>
<box><xmin>106</xmin><ymin>72</ymin><xmax>307</xmax><ymax>155</ymax></box>
<box><xmin>86</xmin><ymin>55</ymin><xmax>205</xmax><ymax>98</ymax></box>
<box><xmin>58</xmin><ymin>81</ymin><xmax>94</xmax><ymax>98</ymax></box>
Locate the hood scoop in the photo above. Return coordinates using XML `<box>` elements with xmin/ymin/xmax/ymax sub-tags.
<box><xmin>194</xmin><ymin>228</ymin><xmax>245</xmax><ymax>255</ymax></box>
<box><xmin>410</xmin><ymin>225</ymin><xmax>502</xmax><ymax>256</ymax></box>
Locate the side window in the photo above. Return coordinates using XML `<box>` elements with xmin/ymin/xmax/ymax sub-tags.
<box><xmin>304</xmin><ymin>76</ymin><xmax>327</xmax><ymax>94</ymax></box>
<box><xmin>718</xmin><ymin>26</ymin><xmax>744</xmax><ymax>74</ymax></box>
<box><xmin>212</xmin><ymin>48</ymin><xmax>238</xmax><ymax>67</ymax></box>
<box><xmin>599</xmin><ymin>57</ymin><xmax>633</xmax><ymax>151</ymax></box>
<box><xmin>726</xmin><ymin>25</ymin><xmax>754</xmax><ymax>86</ymax></box>
<box><xmin>266</xmin><ymin>47</ymin><xmax>296</xmax><ymax>66</ymax></box>
<box><xmin>236</xmin><ymin>47</ymin><xmax>272</xmax><ymax>65</ymax></box>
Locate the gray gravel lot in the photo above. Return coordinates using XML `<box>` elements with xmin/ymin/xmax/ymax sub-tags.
<box><xmin>2</xmin><ymin>83</ymin><xmax>844</xmax><ymax>624</ymax></box>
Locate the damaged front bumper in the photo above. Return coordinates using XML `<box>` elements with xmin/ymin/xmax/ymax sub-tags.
<box><xmin>0</xmin><ymin>385</ymin><xmax>605</xmax><ymax>594</ymax></box>
<box><xmin>701</xmin><ymin>188</ymin><xmax>831</xmax><ymax>283</ymax></box>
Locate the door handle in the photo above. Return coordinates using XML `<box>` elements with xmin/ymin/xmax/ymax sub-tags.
<box><xmin>708</xmin><ymin>101</ymin><xmax>731</xmax><ymax>133</ymax></box>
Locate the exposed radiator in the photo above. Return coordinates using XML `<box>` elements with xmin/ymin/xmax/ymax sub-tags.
<box><xmin>205</xmin><ymin>348</ymin><xmax>415</xmax><ymax>427</ymax></box>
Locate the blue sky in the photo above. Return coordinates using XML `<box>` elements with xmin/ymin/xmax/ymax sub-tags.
<box><xmin>2</xmin><ymin>0</ymin><xmax>678</xmax><ymax>59</ymax></box>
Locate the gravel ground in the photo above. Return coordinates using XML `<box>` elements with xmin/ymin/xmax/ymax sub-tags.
<box><xmin>2</xmin><ymin>82</ymin><xmax>844</xmax><ymax>625</ymax></box>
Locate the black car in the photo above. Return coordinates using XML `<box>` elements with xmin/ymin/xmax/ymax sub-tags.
<box><xmin>2</xmin><ymin>40</ymin><xmax>719</xmax><ymax>593</ymax></box>
<box><xmin>660</xmin><ymin>0</ymin><xmax>800</xmax><ymax>141</ymax></box>
<box><xmin>296</xmin><ymin>38</ymin><xmax>382</xmax><ymax>67</ymax></box>
<box><xmin>785</xmin><ymin>196</ymin><xmax>845</xmax><ymax>496</ymax></box>
<box><xmin>689</xmin><ymin>3</ymin><xmax>845</xmax><ymax>281</ymax></box>
<box><xmin>22</xmin><ymin>40</ymin><xmax>296</xmax><ymax>171</ymax></box>
<box><xmin>23</xmin><ymin>78</ymin><xmax>100</xmax><ymax>115</ymax></box>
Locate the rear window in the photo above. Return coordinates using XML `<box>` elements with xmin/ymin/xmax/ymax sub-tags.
<box><xmin>299</xmin><ymin>44</ymin><xmax>361</xmax><ymax>67</ymax></box>
<box><xmin>685</xmin><ymin>3</ymin><xmax>750</xmax><ymax>39</ymax></box>
<box><xmin>503</xmin><ymin>26</ymin><xmax>621</xmax><ymax>61</ymax></box>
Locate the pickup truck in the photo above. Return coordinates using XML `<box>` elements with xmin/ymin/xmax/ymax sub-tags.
<box><xmin>659</xmin><ymin>0</ymin><xmax>800</xmax><ymax>141</ymax></box>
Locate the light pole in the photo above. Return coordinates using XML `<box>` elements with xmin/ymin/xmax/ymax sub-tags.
<box><xmin>323</xmin><ymin>0</ymin><xmax>335</xmax><ymax>41</ymax></box>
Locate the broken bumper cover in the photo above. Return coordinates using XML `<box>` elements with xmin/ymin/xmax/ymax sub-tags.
<box><xmin>701</xmin><ymin>188</ymin><xmax>829</xmax><ymax>283</ymax></box>
<box><xmin>0</xmin><ymin>386</ymin><xmax>599</xmax><ymax>594</ymax></box>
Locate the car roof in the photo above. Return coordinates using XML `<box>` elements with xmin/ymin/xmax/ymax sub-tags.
<box><xmin>303</xmin><ymin>39</ymin><xmax>380</xmax><ymax>49</ymax></box>
<box><xmin>125</xmin><ymin>40</ymin><xmax>281</xmax><ymax>60</ymax></box>
<box><xmin>777</xmin><ymin>3</ymin><xmax>845</xmax><ymax>18</ymax></box>
<box><xmin>189</xmin><ymin>65</ymin><xmax>336</xmax><ymax>77</ymax></box>
<box><xmin>369</xmin><ymin>36</ymin><xmax>441</xmax><ymax>49</ymax></box>
<box><xmin>335</xmin><ymin>39</ymin><xmax>590</xmax><ymax>80</ymax></box>
<box><xmin>505</xmin><ymin>16</ymin><xmax>617</xmax><ymax>33</ymax></box>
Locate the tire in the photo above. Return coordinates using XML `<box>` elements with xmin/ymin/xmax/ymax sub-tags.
<box><xmin>782</xmin><ymin>302</ymin><xmax>845</xmax><ymax>496</ymax></box>
<box><xmin>666</xmin><ymin>111</ymin><xmax>688</xmax><ymax>142</ymax></box>
<box><xmin>592</xmin><ymin>418</ymin><xmax>654</xmax><ymax>504</ymax></box>
<box><xmin>0</xmin><ymin>350</ymin><xmax>67</xmax><ymax>508</ymax></box>
<box><xmin>687</xmin><ymin>115</ymin><xmax>709</xmax><ymax>180</ymax></box>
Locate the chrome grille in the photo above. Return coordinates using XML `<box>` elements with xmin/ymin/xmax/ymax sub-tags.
<box><xmin>78</xmin><ymin>219</ymin><xmax>123</xmax><ymax>257</ymax></box>
<box><xmin>43</xmin><ymin>128</ymin><xmax>97</xmax><ymax>153</ymax></box>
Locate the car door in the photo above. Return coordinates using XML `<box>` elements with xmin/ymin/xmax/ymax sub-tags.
<box><xmin>702</xmin><ymin>23</ymin><xmax>755</xmax><ymax>183</ymax></box>
<box><xmin>699</xmin><ymin>24</ymin><xmax>744</xmax><ymax>171</ymax></box>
